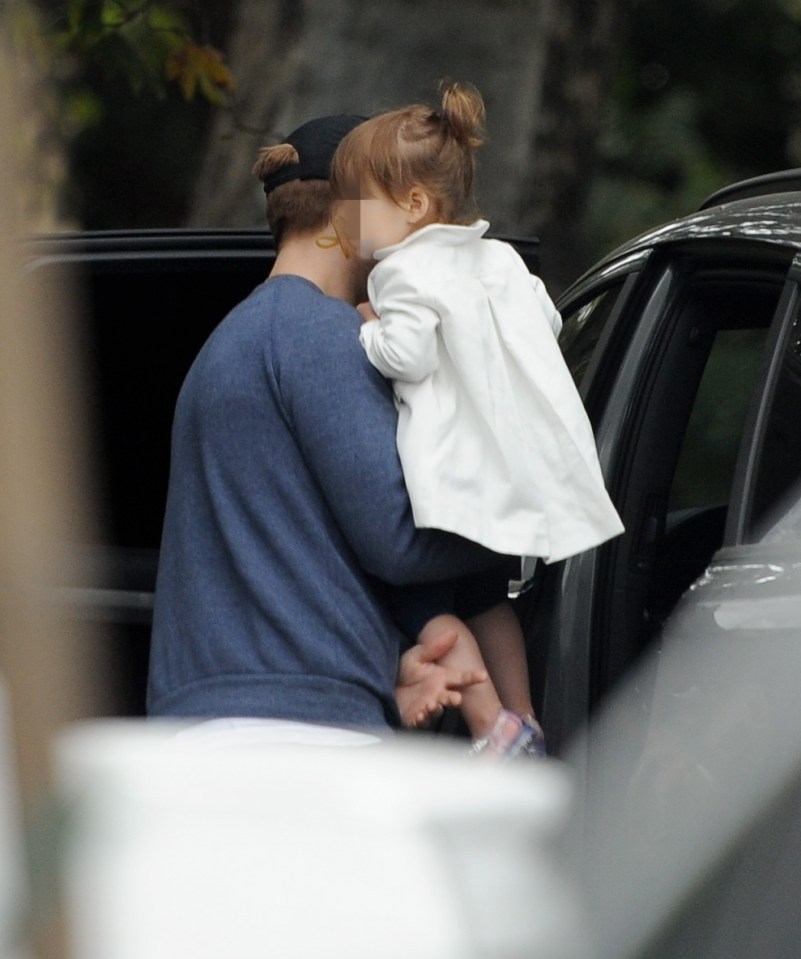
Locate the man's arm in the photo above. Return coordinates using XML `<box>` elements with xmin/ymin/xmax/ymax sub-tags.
<box><xmin>280</xmin><ymin>300</ymin><xmax>498</xmax><ymax>586</ymax></box>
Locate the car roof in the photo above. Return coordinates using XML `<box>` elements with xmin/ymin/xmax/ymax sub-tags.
<box><xmin>698</xmin><ymin>168</ymin><xmax>801</xmax><ymax>209</ymax></box>
<box><xmin>561</xmin><ymin>186</ymin><xmax>801</xmax><ymax>302</ymax></box>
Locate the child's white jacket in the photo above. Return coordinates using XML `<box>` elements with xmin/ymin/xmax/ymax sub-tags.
<box><xmin>360</xmin><ymin>220</ymin><xmax>624</xmax><ymax>562</ymax></box>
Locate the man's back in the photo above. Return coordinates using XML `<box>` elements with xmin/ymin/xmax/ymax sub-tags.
<box><xmin>148</xmin><ymin>275</ymin><xmax>406</xmax><ymax>727</ymax></box>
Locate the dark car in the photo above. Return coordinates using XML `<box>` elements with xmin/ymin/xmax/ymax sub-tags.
<box><xmin>532</xmin><ymin>169</ymin><xmax>801</xmax><ymax>753</ymax></box>
<box><xmin>549</xmin><ymin>169</ymin><xmax>801</xmax><ymax>958</ymax></box>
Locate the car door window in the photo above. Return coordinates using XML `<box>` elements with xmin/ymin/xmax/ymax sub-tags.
<box><xmin>559</xmin><ymin>273</ymin><xmax>656</xmax><ymax>422</ymax></box>
<box><xmin>669</xmin><ymin>326</ymin><xmax>769</xmax><ymax>513</ymax></box>
<box><xmin>560</xmin><ymin>284</ymin><xmax>626</xmax><ymax>390</ymax></box>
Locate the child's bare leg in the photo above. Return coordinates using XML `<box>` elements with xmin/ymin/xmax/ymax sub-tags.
<box><xmin>468</xmin><ymin>601</ymin><xmax>536</xmax><ymax>720</ymax></box>
<box><xmin>466</xmin><ymin>602</ymin><xmax>547</xmax><ymax>760</ymax></box>
<box><xmin>417</xmin><ymin>614</ymin><xmax>503</xmax><ymax>739</ymax></box>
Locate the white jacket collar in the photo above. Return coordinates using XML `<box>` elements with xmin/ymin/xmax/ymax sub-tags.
<box><xmin>373</xmin><ymin>219</ymin><xmax>490</xmax><ymax>261</ymax></box>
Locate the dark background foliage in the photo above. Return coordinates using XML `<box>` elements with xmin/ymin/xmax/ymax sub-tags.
<box><xmin>26</xmin><ymin>0</ymin><xmax>801</xmax><ymax>289</ymax></box>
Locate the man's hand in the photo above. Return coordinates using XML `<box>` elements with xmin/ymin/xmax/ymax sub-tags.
<box><xmin>396</xmin><ymin>631</ymin><xmax>487</xmax><ymax>728</ymax></box>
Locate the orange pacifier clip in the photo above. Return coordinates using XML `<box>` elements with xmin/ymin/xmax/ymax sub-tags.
<box><xmin>315</xmin><ymin>217</ymin><xmax>352</xmax><ymax>258</ymax></box>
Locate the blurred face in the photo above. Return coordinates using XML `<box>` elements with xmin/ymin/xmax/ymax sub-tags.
<box><xmin>335</xmin><ymin>187</ymin><xmax>415</xmax><ymax>260</ymax></box>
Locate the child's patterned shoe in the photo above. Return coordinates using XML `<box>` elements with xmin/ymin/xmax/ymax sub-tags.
<box><xmin>469</xmin><ymin>709</ymin><xmax>546</xmax><ymax>761</ymax></box>
<box><xmin>513</xmin><ymin>713</ymin><xmax>547</xmax><ymax>759</ymax></box>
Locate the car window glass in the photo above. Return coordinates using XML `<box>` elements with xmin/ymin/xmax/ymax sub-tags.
<box><xmin>560</xmin><ymin>284</ymin><xmax>625</xmax><ymax>389</ymax></box>
<box><xmin>747</xmin><ymin>304</ymin><xmax>801</xmax><ymax>539</ymax></box>
<box><xmin>669</xmin><ymin>327</ymin><xmax>769</xmax><ymax>512</ymax></box>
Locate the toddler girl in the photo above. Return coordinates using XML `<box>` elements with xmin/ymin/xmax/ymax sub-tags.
<box><xmin>330</xmin><ymin>82</ymin><xmax>624</xmax><ymax>758</ymax></box>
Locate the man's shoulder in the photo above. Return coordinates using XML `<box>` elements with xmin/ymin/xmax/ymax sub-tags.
<box><xmin>252</xmin><ymin>276</ymin><xmax>370</xmax><ymax>386</ymax></box>
<box><xmin>239</xmin><ymin>275</ymin><xmax>347</xmax><ymax>311</ymax></box>
<box><xmin>228</xmin><ymin>275</ymin><xmax>358</xmax><ymax>333</ymax></box>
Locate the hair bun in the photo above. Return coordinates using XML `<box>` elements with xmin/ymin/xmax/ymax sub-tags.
<box><xmin>439</xmin><ymin>81</ymin><xmax>485</xmax><ymax>149</ymax></box>
<box><xmin>252</xmin><ymin>143</ymin><xmax>300</xmax><ymax>180</ymax></box>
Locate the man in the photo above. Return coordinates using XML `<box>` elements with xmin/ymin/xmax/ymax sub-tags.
<box><xmin>147</xmin><ymin>114</ymin><xmax>496</xmax><ymax>741</ymax></box>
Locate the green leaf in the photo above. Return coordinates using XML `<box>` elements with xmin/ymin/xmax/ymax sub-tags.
<box><xmin>165</xmin><ymin>43</ymin><xmax>235</xmax><ymax>103</ymax></box>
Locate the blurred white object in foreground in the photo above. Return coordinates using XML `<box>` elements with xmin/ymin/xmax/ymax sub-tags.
<box><xmin>54</xmin><ymin>721</ymin><xmax>584</xmax><ymax>959</ymax></box>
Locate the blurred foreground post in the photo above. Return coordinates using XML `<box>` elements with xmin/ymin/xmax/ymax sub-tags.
<box><xmin>0</xmin><ymin>23</ymin><xmax>112</xmax><ymax>959</ymax></box>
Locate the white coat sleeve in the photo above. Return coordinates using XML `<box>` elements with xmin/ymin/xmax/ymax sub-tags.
<box><xmin>359</xmin><ymin>261</ymin><xmax>441</xmax><ymax>383</ymax></box>
<box><xmin>530</xmin><ymin>274</ymin><xmax>562</xmax><ymax>337</ymax></box>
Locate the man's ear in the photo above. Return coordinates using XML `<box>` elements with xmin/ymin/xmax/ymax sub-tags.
<box><xmin>406</xmin><ymin>188</ymin><xmax>431</xmax><ymax>224</ymax></box>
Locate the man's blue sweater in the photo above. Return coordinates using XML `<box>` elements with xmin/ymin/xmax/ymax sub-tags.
<box><xmin>147</xmin><ymin>275</ymin><xmax>493</xmax><ymax>730</ymax></box>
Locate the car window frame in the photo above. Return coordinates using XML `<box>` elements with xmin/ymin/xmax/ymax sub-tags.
<box><xmin>725</xmin><ymin>253</ymin><xmax>801</xmax><ymax>545</ymax></box>
<box><xmin>525</xmin><ymin>253</ymin><xmax>668</xmax><ymax>759</ymax></box>
<box><xmin>558</xmin><ymin>250</ymin><xmax>652</xmax><ymax>410</ymax></box>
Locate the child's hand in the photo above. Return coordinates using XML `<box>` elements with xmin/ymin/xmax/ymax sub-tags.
<box><xmin>396</xmin><ymin>631</ymin><xmax>487</xmax><ymax>728</ymax></box>
<box><xmin>357</xmin><ymin>301</ymin><xmax>379</xmax><ymax>324</ymax></box>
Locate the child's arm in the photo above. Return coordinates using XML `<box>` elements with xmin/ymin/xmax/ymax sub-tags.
<box><xmin>530</xmin><ymin>273</ymin><xmax>563</xmax><ymax>336</ymax></box>
<box><xmin>359</xmin><ymin>264</ymin><xmax>441</xmax><ymax>383</ymax></box>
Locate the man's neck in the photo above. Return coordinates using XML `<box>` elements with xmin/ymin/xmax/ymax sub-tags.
<box><xmin>270</xmin><ymin>230</ymin><xmax>363</xmax><ymax>305</ymax></box>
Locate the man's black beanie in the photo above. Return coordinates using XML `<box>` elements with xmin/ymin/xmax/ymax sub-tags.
<box><xmin>260</xmin><ymin>114</ymin><xmax>367</xmax><ymax>196</ymax></box>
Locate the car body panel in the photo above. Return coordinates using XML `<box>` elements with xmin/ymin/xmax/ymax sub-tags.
<box><xmin>574</xmin><ymin>519</ymin><xmax>801</xmax><ymax>959</ymax></box>
<box><xmin>562</xmin><ymin>193</ymin><xmax>801</xmax><ymax>302</ymax></box>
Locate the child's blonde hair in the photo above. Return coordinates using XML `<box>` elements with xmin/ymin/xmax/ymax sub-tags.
<box><xmin>331</xmin><ymin>81</ymin><xmax>486</xmax><ymax>225</ymax></box>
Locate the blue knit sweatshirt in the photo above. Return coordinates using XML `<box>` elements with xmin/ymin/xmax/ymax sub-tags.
<box><xmin>147</xmin><ymin>276</ymin><xmax>494</xmax><ymax>730</ymax></box>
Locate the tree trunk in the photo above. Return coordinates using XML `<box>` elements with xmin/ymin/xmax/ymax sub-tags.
<box><xmin>184</xmin><ymin>0</ymin><xmax>306</xmax><ymax>228</ymax></box>
<box><xmin>520</xmin><ymin>0</ymin><xmax>624</xmax><ymax>294</ymax></box>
